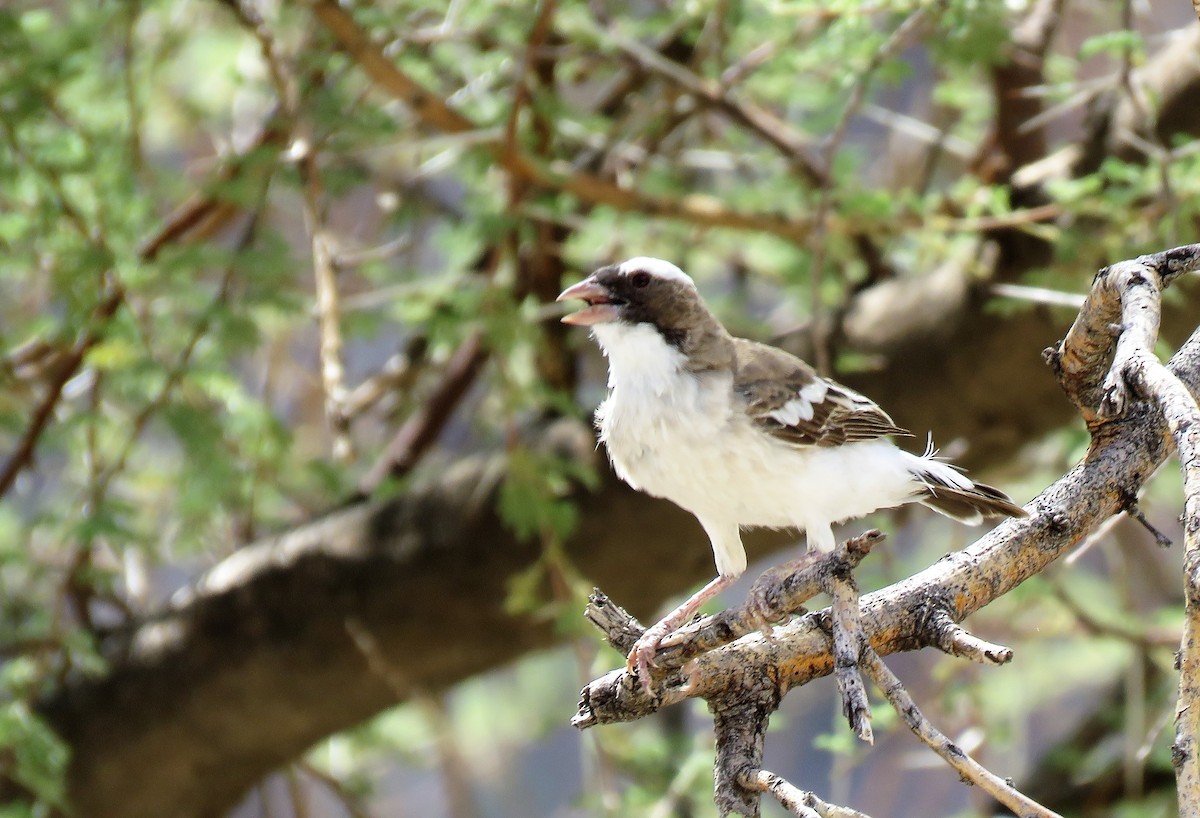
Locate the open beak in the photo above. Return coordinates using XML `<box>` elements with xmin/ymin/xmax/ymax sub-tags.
<box><xmin>557</xmin><ymin>278</ymin><xmax>621</xmax><ymax>326</ymax></box>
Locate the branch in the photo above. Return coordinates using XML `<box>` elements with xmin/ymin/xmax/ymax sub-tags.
<box><xmin>0</xmin><ymin>286</ymin><xmax>123</xmax><ymax>499</ymax></box>
<box><xmin>859</xmin><ymin>648</ymin><xmax>1061</xmax><ymax>818</ymax></box>
<box><xmin>1045</xmin><ymin>246</ymin><xmax>1200</xmax><ymax>814</ymax></box>
<box><xmin>357</xmin><ymin>329</ymin><xmax>488</xmax><ymax>494</ymax></box>
<box><xmin>740</xmin><ymin>771</ymin><xmax>875</xmax><ymax>818</ymax></box>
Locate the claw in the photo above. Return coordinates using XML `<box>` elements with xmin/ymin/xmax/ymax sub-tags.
<box><xmin>627</xmin><ymin>632</ymin><xmax>664</xmax><ymax>694</ymax></box>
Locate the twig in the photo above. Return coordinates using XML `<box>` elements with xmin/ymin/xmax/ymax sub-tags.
<box><xmin>859</xmin><ymin>648</ymin><xmax>1063</xmax><ymax>818</ymax></box>
<box><xmin>137</xmin><ymin>113</ymin><xmax>288</xmax><ymax>261</ymax></box>
<box><xmin>357</xmin><ymin>330</ymin><xmax>488</xmax><ymax>495</ymax></box>
<box><xmin>296</xmin><ymin>139</ymin><xmax>353</xmax><ymax>462</ymax></box>
<box><xmin>740</xmin><ymin>770</ymin><xmax>875</xmax><ymax>818</ymax></box>
<box><xmin>296</xmin><ymin>761</ymin><xmax>374</xmax><ymax>818</ymax></box>
<box><xmin>821</xmin><ymin>567</ymin><xmax>872</xmax><ymax>743</ymax></box>
<box><xmin>0</xmin><ymin>285</ymin><xmax>123</xmax><ymax>499</ymax></box>
<box><xmin>588</xmin><ymin>19</ymin><xmax>826</xmax><ymax>187</ymax></box>
<box><xmin>340</xmin><ymin>335</ymin><xmax>429</xmax><ymax>420</ymax></box>
<box><xmin>990</xmin><ymin>282</ymin><xmax>1085</xmax><ymax>310</ymax></box>
<box><xmin>344</xmin><ymin>616</ymin><xmax>409</xmax><ymax>700</ymax></box>
<box><xmin>1125</xmin><ymin>502</ymin><xmax>1173</xmax><ymax>547</ymax></box>
<box><xmin>924</xmin><ymin>609</ymin><xmax>1014</xmax><ymax>665</ymax></box>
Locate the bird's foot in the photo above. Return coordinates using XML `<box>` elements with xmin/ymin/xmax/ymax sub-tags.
<box><xmin>626</xmin><ymin>622</ymin><xmax>674</xmax><ymax>695</ymax></box>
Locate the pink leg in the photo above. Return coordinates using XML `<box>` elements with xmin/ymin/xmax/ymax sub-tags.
<box><xmin>628</xmin><ymin>575</ymin><xmax>734</xmax><ymax>694</ymax></box>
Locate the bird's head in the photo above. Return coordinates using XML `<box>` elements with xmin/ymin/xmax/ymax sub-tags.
<box><xmin>556</xmin><ymin>257</ymin><xmax>699</xmax><ymax>330</ymax></box>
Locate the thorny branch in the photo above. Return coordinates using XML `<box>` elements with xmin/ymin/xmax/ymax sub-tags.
<box><xmin>574</xmin><ymin>245</ymin><xmax>1200</xmax><ymax>817</ymax></box>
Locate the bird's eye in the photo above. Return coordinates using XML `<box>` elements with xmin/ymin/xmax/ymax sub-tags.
<box><xmin>631</xmin><ymin>271</ymin><xmax>651</xmax><ymax>288</ymax></box>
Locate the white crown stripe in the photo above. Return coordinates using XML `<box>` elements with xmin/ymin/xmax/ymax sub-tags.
<box><xmin>617</xmin><ymin>257</ymin><xmax>697</xmax><ymax>289</ymax></box>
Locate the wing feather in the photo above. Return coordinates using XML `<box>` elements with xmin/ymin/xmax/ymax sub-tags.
<box><xmin>732</xmin><ymin>339</ymin><xmax>909</xmax><ymax>447</ymax></box>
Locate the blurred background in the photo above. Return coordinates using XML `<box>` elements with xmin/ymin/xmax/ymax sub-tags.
<box><xmin>2</xmin><ymin>0</ymin><xmax>1199</xmax><ymax>816</ymax></box>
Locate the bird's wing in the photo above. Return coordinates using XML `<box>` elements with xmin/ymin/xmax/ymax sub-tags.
<box><xmin>731</xmin><ymin>338</ymin><xmax>910</xmax><ymax>447</ymax></box>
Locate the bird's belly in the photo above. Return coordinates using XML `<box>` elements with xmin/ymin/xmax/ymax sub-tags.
<box><xmin>600</xmin><ymin>392</ymin><xmax>918</xmax><ymax>529</ymax></box>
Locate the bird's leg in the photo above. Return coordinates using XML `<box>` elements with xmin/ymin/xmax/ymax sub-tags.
<box><xmin>628</xmin><ymin>575</ymin><xmax>733</xmax><ymax>694</ymax></box>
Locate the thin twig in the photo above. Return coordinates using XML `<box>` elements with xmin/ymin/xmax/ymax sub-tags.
<box><xmin>297</xmin><ymin>140</ymin><xmax>353</xmax><ymax>462</ymax></box>
<box><xmin>925</xmin><ymin>609</ymin><xmax>1014</xmax><ymax>665</ymax></box>
<box><xmin>859</xmin><ymin>647</ymin><xmax>1064</xmax><ymax>818</ymax></box>
<box><xmin>741</xmin><ymin>770</ymin><xmax>875</xmax><ymax>818</ymax></box>
<box><xmin>822</xmin><ymin>569</ymin><xmax>872</xmax><ymax>743</ymax></box>
<box><xmin>357</xmin><ymin>330</ymin><xmax>488</xmax><ymax>495</ymax></box>
<box><xmin>340</xmin><ymin>335</ymin><xmax>428</xmax><ymax>420</ymax></box>
<box><xmin>296</xmin><ymin>761</ymin><xmax>375</xmax><ymax>818</ymax></box>
<box><xmin>806</xmin><ymin>4</ymin><xmax>938</xmax><ymax>373</ymax></box>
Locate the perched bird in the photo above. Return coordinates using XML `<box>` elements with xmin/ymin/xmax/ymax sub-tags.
<box><xmin>558</xmin><ymin>257</ymin><xmax>1026</xmax><ymax>687</ymax></box>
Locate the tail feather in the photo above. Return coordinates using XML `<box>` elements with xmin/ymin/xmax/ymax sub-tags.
<box><xmin>911</xmin><ymin>460</ymin><xmax>1027</xmax><ymax>525</ymax></box>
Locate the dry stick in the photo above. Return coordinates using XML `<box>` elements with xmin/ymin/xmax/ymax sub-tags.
<box><xmin>297</xmin><ymin>144</ymin><xmax>353</xmax><ymax>463</ymax></box>
<box><xmin>740</xmin><ymin>771</ymin><xmax>875</xmax><ymax>818</ymax></box>
<box><xmin>823</xmin><ymin>568</ymin><xmax>873</xmax><ymax>744</ymax></box>
<box><xmin>859</xmin><ymin>648</ymin><xmax>1063</xmax><ymax>818</ymax></box>
<box><xmin>358</xmin><ymin>330</ymin><xmax>488</xmax><ymax>494</ymax></box>
<box><xmin>925</xmin><ymin>609</ymin><xmax>1014</xmax><ymax>665</ymax></box>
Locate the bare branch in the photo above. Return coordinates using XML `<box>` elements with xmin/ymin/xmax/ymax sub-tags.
<box><xmin>358</xmin><ymin>330</ymin><xmax>488</xmax><ymax>495</ymax></box>
<box><xmin>823</xmin><ymin>567</ymin><xmax>872</xmax><ymax>743</ymax></box>
<box><xmin>742</xmin><ymin>770</ymin><xmax>875</xmax><ymax>818</ymax></box>
<box><xmin>924</xmin><ymin>609</ymin><xmax>1013</xmax><ymax>665</ymax></box>
<box><xmin>1055</xmin><ymin>246</ymin><xmax>1200</xmax><ymax>812</ymax></box>
<box><xmin>859</xmin><ymin>648</ymin><xmax>1062</xmax><ymax>818</ymax></box>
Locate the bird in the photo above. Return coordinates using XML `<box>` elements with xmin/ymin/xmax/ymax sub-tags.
<box><xmin>557</xmin><ymin>257</ymin><xmax>1026</xmax><ymax>689</ymax></box>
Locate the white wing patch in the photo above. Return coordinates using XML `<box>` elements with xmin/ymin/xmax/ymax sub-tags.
<box><xmin>798</xmin><ymin>379</ymin><xmax>828</xmax><ymax>404</ymax></box>
<box><xmin>618</xmin><ymin>256</ymin><xmax>697</xmax><ymax>289</ymax></box>
<box><xmin>766</xmin><ymin>379</ymin><xmax>829</xmax><ymax>426</ymax></box>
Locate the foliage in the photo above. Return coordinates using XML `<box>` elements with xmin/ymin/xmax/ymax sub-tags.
<box><xmin>0</xmin><ymin>0</ymin><xmax>1196</xmax><ymax>815</ymax></box>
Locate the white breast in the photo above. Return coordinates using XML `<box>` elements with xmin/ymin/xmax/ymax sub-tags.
<box><xmin>591</xmin><ymin>322</ymin><xmax>924</xmax><ymax>555</ymax></box>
